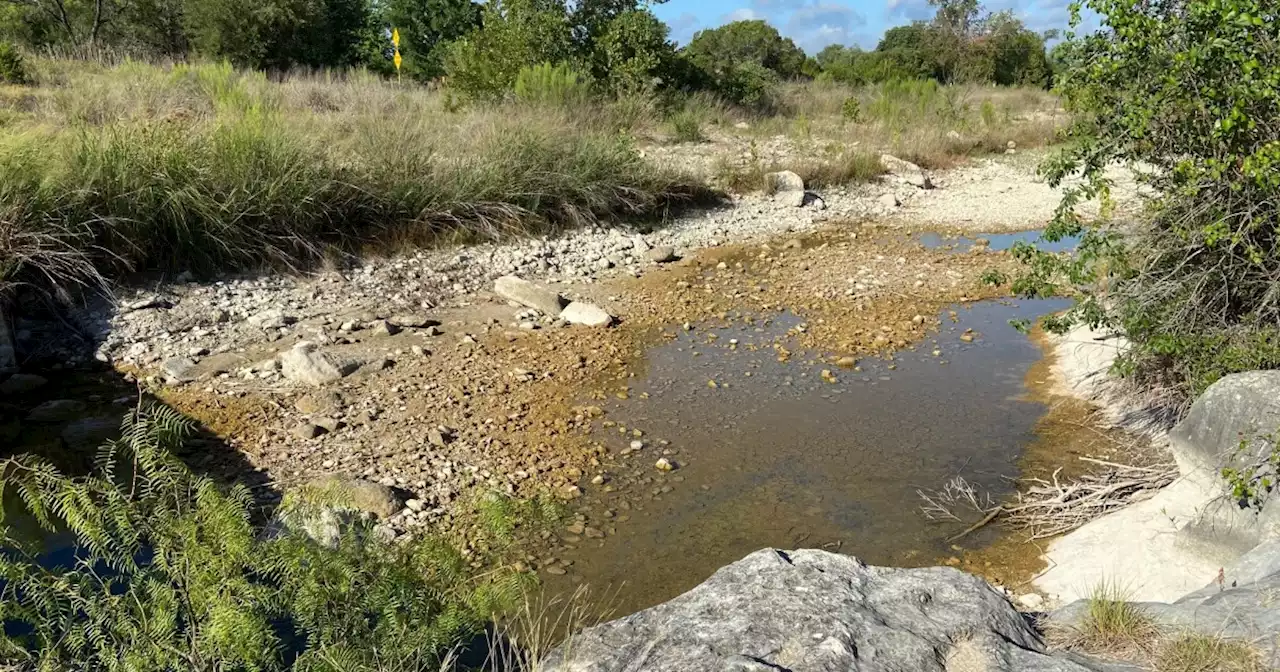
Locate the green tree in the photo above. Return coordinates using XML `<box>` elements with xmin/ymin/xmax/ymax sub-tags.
<box><xmin>683</xmin><ymin>19</ymin><xmax>806</xmax><ymax>80</ymax></box>
<box><xmin>385</xmin><ymin>0</ymin><xmax>480</xmax><ymax>81</ymax></box>
<box><xmin>182</xmin><ymin>0</ymin><xmax>370</xmax><ymax>68</ymax></box>
<box><xmin>591</xmin><ymin>8</ymin><xmax>677</xmax><ymax>95</ymax></box>
<box><xmin>0</xmin><ymin>0</ymin><xmax>115</xmax><ymax>49</ymax></box>
<box><xmin>682</xmin><ymin>19</ymin><xmax>805</xmax><ymax>106</ymax></box>
<box><xmin>1011</xmin><ymin>0</ymin><xmax>1280</xmax><ymax>398</ymax></box>
<box><xmin>445</xmin><ymin>0</ymin><xmax>575</xmax><ymax>98</ymax></box>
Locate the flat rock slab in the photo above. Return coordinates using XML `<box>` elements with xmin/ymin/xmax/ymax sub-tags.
<box><xmin>280</xmin><ymin>342</ymin><xmax>359</xmax><ymax>387</ymax></box>
<box><xmin>494</xmin><ymin>275</ymin><xmax>565</xmax><ymax>316</ymax></box>
<box><xmin>541</xmin><ymin>548</ymin><xmax>1114</xmax><ymax>672</ymax></box>
<box><xmin>560</xmin><ymin>301</ymin><xmax>612</xmax><ymax>327</ymax></box>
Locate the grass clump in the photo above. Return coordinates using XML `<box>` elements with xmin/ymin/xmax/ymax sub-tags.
<box><xmin>0</xmin><ymin>60</ymin><xmax>705</xmax><ymax>292</ymax></box>
<box><xmin>0</xmin><ymin>404</ymin><xmax>534</xmax><ymax>670</ymax></box>
<box><xmin>1054</xmin><ymin>581</ymin><xmax>1158</xmax><ymax>657</ymax></box>
<box><xmin>1155</xmin><ymin>635</ymin><xmax>1262</xmax><ymax>672</ymax></box>
<box><xmin>668</xmin><ymin>108</ymin><xmax>706</xmax><ymax>143</ymax></box>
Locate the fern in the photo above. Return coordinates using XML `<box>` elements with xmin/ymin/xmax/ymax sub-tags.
<box><xmin>0</xmin><ymin>404</ymin><xmax>531</xmax><ymax>671</ymax></box>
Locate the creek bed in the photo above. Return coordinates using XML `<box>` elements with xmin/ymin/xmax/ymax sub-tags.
<box><xmin>538</xmin><ymin>297</ymin><xmax>1072</xmax><ymax>616</ymax></box>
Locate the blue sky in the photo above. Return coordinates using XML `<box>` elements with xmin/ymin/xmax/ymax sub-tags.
<box><xmin>651</xmin><ymin>0</ymin><xmax>1092</xmax><ymax>54</ymax></box>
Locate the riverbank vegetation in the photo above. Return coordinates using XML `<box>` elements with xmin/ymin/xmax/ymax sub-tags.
<box><xmin>0</xmin><ymin>405</ymin><xmax>544</xmax><ymax>670</ymax></box>
<box><xmin>1011</xmin><ymin>0</ymin><xmax>1280</xmax><ymax>402</ymax></box>
<box><xmin>0</xmin><ymin>0</ymin><xmax>1062</xmax><ymax>299</ymax></box>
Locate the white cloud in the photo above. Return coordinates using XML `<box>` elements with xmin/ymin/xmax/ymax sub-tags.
<box><xmin>724</xmin><ymin>8</ymin><xmax>765</xmax><ymax>22</ymax></box>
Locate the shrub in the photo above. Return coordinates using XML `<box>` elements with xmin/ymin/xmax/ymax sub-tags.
<box><xmin>593</xmin><ymin>9</ymin><xmax>678</xmax><ymax>96</ymax></box>
<box><xmin>0</xmin><ymin>42</ymin><xmax>29</xmax><ymax>85</ymax></box>
<box><xmin>840</xmin><ymin>96</ymin><xmax>861</xmax><ymax>122</ymax></box>
<box><xmin>446</xmin><ymin>0</ymin><xmax>575</xmax><ymax>100</ymax></box>
<box><xmin>668</xmin><ymin>108</ymin><xmax>704</xmax><ymax>143</ymax></box>
<box><xmin>0</xmin><ymin>404</ymin><xmax>530</xmax><ymax>670</ymax></box>
<box><xmin>514</xmin><ymin>62</ymin><xmax>591</xmax><ymax>106</ymax></box>
<box><xmin>1012</xmin><ymin>0</ymin><xmax>1280</xmax><ymax>401</ymax></box>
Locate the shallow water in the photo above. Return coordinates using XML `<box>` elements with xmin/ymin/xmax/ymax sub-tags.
<box><xmin>917</xmin><ymin>229</ymin><xmax>1081</xmax><ymax>253</ymax></box>
<box><xmin>541</xmin><ymin>297</ymin><xmax>1072</xmax><ymax>616</ymax></box>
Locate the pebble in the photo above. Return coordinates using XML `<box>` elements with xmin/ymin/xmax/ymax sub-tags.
<box><xmin>293</xmin><ymin>422</ymin><xmax>325</xmax><ymax>439</ymax></box>
<box><xmin>655</xmin><ymin>457</ymin><xmax>675</xmax><ymax>472</ymax></box>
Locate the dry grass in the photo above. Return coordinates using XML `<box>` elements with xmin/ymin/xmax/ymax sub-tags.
<box><xmin>1155</xmin><ymin>634</ymin><xmax>1263</xmax><ymax>672</ymax></box>
<box><xmin>0</xmin><ymin>60</ymin><xmax>705</xmax><ymax>293</ymax></box>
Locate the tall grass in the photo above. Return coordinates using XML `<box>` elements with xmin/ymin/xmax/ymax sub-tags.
<box><xmin>0</xmin><ymin>60</ymin><xmax>704</xmax><ymax>288</ymax></box>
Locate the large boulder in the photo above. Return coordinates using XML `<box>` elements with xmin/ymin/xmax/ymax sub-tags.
<box><xmin>280</xmin><ymin>342</ymin><xmax>359</xmax><ymax>387</ymax></box>
<box><xmin>541</xmin><ymin>549</ymin><xmax>1122</xmax><ymax>672</ymax></box>
<box><xmin>1054</xmin><ymin>541</ymin><xmax>1280</xmax><ymax>641</ymax></box>
<box><xmin>880</xmin><ymin>154</ymin><xmax>933</xmax><ymax>189</ymax></box>
<box><xmin>766</xmin><ymin>170</ymin><xmax>806</xmax><ymax>207</ymax></box>
<box><xmin>494</xmin><ymin>275</ymin><xmax>566</xmax><ymax>316</ymax></box>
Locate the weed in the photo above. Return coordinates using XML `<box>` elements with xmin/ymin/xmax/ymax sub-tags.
<box><xmin>0</xmin><ymin>42</ymin><xmax>29</xmax><ymax>85</ymax></box>
<box><xmin>514</xmin><ymin>62</ymin><xmax>591</xmax><ymax>107</ymax></box>
<box><xmin>841</xmin><ymin>96</ymin><xmax>861</xmax><ymax>122</ymax></box>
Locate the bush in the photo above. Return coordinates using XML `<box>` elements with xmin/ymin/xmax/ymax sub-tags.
<box><xmin>840</xmin><ymin>96</ymin><xmax>860</xmax><ymax>122</ymax></box>
<box><xmin>1012</xmin><ymin>0</ymin><xmax>1280</xmax><ymax>400</ymax></box>
<box><xmin>514</xmin><ymin>62</ymin><xmax>591</xmax><ymax>106</ymax></box>
<box><xmin>0</xmin><ymin>405</ymin><xmax>530</xmax><ymax>670</ymax></box>
<box><xmin>0</xmin><ymin>42</ymin><xmax>29</xmax><ymax>84</ymax></box>
<box><xmin>446</xmin><ymin>0</ymin><xmax>575</xmax><ymax>100</ymax></box>
<box><xmin>593</xmin><ymin>9</ymin><xmax>678</xmax><ymax>96</ymax></box>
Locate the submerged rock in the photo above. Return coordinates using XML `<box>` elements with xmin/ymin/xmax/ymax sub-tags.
<box><xmin>541</xmin><ymin>549</ymin><xmax>1118</xmax><ymax>671</ymax></box>
<box><xmin>27</xmin><ymin>399</ymin><xmax>88</xmax><ymax>423</ymax></box>
<box><xmin>0</xmin><ymin>373</ymin><xmax>47</xmax><ymax>396</ymax></box>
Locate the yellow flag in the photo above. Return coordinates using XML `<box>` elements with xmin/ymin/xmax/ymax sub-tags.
<box><xmin>394</xmin><ymin>50</ymin><xmax>402</xmax><ymax>71</ymax></box>
<box><xmin>392</xmin><ymin>28</ymin><xmax>400</xmax><ymax>48</ymax></box>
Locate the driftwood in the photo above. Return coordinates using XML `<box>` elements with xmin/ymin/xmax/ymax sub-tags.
<box><xmin>918</xmin><ymin>457</ymin><xmax>1178</xmax><ymax>541</ymax></box>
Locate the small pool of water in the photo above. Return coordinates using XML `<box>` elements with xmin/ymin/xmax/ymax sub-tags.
<box><xmin>917</xmin><ymin>229</ymin><xmax>1081</xmax><ymax>253</ymax></box>
<box><xmin>540</xmin><ymin>297</ymin><xmax>1071</xmax><ymax>616</ymax></box>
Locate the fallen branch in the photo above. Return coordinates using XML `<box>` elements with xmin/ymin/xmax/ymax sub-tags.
<box><xmin>917</xmin><ymin>458</ymin><xmax>1178</xmax><ymax>541</ymax></box>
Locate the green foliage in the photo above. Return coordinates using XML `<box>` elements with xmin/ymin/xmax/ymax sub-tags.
<box><xmin>1221</xmin><ymin>431</ymin><xmax>1280</xmax><ymax>511</ymax></box>
<box><xmin>446</xmin><ymin>0</ymin><xmax>575</xmax><ymax>99</ymax></box>
<box><xmin>1011</xmin><ymin>0</ymin><xmax>1280</xmax><ymax>400</ymax></box>
<box><xmin>668</xmin><ymin>108</ymin><xmax>704</xmax><ymax>143</ymax></box>
<box><xmin>513</xmin><ymin>62</ymin><xmax>591</xmax><ymax>106</ymax></box>
<box><xmin>385</xmin><ymin>0</ymin><xmax>482</xmax><ymax>81</ymax></box>
<box><xmin>592</xmin><ymin>9</ymin><xmax>677</xmax><ymax>96</ymax></box>
<box><xmin>683</xmin><ymin>20</ymin><xmax>803</xmax><ymax>107</ymax></box>
<box><xmin>0</xmin><ymin>404</ymin><xmax>531</xmax><ymax>671</ymax></box>
<box><xmin>0</xmin><ymin>41</ymin><xmax>28</xmax><ymax>84</ymax></box>
<box><xmin>840</xmin><ymin>95</ymin><xmax>860</xmax><ymax>122</ymax></box>
<box><xmin>980</xmin><ymin>268</ymin><xmax>1008</xmax><ymax>286</ymax></box>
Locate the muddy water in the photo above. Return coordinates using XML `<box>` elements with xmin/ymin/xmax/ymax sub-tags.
<box><xmin>917</xmin><ymin>229</ymin><xmax>1081</xmax><ymax>253</ymax></box>
<box><xmin>541</xmin><ymin>297</ymin><xmax>1071</xmax><ymax>616</ymax></box>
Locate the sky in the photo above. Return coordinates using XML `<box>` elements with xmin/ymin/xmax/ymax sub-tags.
<box><xmin>650</xmin><ymin>0</ymin><xmax>1097</xmax><ymax>54</ymax></box>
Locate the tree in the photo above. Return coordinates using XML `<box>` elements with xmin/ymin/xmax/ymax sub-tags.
<box><xmin>385</xmin><ymin>0</ymin><xmax>480</xmax><ymax>81</ymax></box>
<box><xmin>0</xmin><ymin>0</ymin><xmax>113</xmax><ymax>49</ymax></box>
<box><xmin>591</xmin><ymin>8</ymin><xmax>677</xmax><ymax>95</ymax></box>
<box><xmin>683</xmin><ymin>19</ymin><xmax>806</xmax><ymax>81</ymax></box>
<box><xmin>1011</xmin><ymin>0</ymin><xmax>1280</xmax><ymax>398</ymax></box>
<box><xmin>445</xmin><ymin>0</ymin><xmax>575</xmax><ymax>98</ymax></box>
<box><xmin>929</xmin><ymin>0</ymin><xmax>981</xmax><ymax>37</ymax></box>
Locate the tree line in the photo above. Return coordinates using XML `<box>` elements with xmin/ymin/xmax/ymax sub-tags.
<box><xmin>0</xmin><ymin>0</ymin><xmax>1054</xmax><ymax>101</ymax></box>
